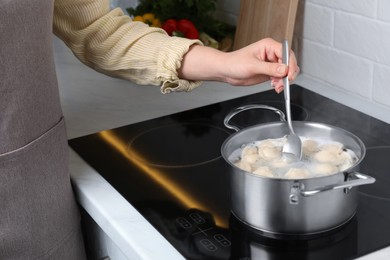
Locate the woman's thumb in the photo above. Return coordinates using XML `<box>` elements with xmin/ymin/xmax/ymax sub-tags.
<box><xmin>275</xmin><ymin>64</ymin><xmax>288</xmax><ymax>77</ymax></box>
<box><xmin>257</xmin><ymin>62</ymin><xmax>288</xmax><ymax>78</ymax></box>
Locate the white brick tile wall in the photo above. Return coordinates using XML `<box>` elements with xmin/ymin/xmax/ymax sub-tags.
<box><xmin>334</xmin><ymin>12</ymin><xmax>390</xmax><ymax>66</ymax></box>
<box><xmin>378</xmin><ymin>0</ymin><xmax>390</xmax><ymax>22</ymax></box>
<box><xmin>307</xmin><ymin>0</ymin><xmax>377</xmax><ymax>18</ymax></box>
<box><xmin>373</xmin><ymin>65</ymin><xmax>390</xmax><ymax>106</ymax></box>
<box><xmin>301</xmin><ymin>3</ymin><xmax>334</xmax><ymax>45</ymax></box>
<box><xmin>300</xmin><ymin>39</ymin><xmax>373</xmax><ymax>98</ymax></box>
<box><xmin>294</xmin><ymin>0</ymin><xmax>390</xmax><ymax>115</ymax></box>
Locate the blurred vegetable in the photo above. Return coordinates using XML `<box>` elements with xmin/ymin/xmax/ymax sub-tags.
<box><xmin>162</xmin><ymin>19</ymin><xmax>199</xmax><ymax>39</ymax></box>
<box><xmin>127</xmin><ymin>0</ymin><xmax>235</xmax><ymax>42</ymax></box>
<box><xmin>133</xmin><ymin>13</ymin><xmax>161</xmax><ymax>27</ymax></box>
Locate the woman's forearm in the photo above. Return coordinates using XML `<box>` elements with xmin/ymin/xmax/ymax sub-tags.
<box><xmin>178</xmin><ymin>44</ymin><xmax>226</xmax><ymax>82</ymax></box>
<box><xmin>178</xmin><ymin>38</ymin><xmax>299</xmax><ymax>90</ymax></box>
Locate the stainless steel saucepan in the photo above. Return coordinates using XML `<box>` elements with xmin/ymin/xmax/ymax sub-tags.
<box><xmin>221</xmin><ymin>104</ymin><xmax>375</xmax><ymax>235</ymax></box>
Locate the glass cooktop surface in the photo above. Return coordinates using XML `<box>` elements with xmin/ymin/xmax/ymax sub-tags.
<box><xmin>69</xmin><ymin>85</ymin><xmax>390</xmax><ymax>260</ymax></box>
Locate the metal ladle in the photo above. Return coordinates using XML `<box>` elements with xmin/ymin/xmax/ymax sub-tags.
<box><xmin>282</xmin><ymin>40</ymin><xmax>302</xmax><ymax>160</ymax></box>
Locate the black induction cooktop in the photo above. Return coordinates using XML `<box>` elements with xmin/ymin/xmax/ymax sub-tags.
<box><xmin>69</xmin><ymin>85</ymin><xmax>390</xmax><ymax>260</ymax></box>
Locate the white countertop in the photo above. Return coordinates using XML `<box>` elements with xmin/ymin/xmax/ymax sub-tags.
<box><xmin>54</xmin><ymin>36</ymin><xmax>390</xmax><ymax>259</ymax></box>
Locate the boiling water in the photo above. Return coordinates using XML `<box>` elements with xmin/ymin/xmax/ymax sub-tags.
<box><xmin>229</xmin><ymin>136</ymin><xmax>358</xmax><ymax>179</ymax></box>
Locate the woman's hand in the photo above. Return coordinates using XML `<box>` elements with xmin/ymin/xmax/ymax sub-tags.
<box><xmin>222</xmin><ymin>38</ymin><xmax>300</xmax><ymax>93</ymax></box>
<box><xmin>178</xmin><ymin>38</ymin><xmax>299</xmax><ymax>93</ymax></box>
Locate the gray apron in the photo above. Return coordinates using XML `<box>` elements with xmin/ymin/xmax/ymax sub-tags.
<box><xmin>0</xmin><ymin>0</ymin><xmax>86</xmax><ymax>259</ymax></box>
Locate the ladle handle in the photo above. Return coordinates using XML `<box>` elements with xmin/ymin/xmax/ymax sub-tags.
<box><xmin>224</xmin><ymin>104</ymin><xmax>286</xmax><ymax>132</ymax></box>
<box><xmin>282</xmin><ymin>40</ymin><xmax>294</xmax><ymax>134</ymax></box>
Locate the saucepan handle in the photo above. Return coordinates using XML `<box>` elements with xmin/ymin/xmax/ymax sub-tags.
<box><xmin>224</xmin><ymin>104</ymin><xmax>286</xmax><ymax>132</ymax></box>
<box><xmin>299</xmin><ymin>172</ymin><xmax>376</xmax><ymax>197</ymax></box>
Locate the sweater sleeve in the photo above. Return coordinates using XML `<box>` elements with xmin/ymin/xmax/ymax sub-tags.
<box><xmin>52</xmin><ymin>0</ymin><xmax>203</xmax><ymax>93</ymax></box>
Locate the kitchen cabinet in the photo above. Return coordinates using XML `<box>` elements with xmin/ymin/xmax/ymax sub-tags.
<box><xmin>82</xmin><ymin>210</ymin><xmax>127</xmax><ymax>260</ymax></box>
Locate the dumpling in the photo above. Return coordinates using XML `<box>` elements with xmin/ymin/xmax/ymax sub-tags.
<box><xmin>270</xmin><ymin>159</ymin><xmax>289</xmax><ymax>168</ymax></box>
<box><xmin>240</xmin><ymin>145</ymin><xmax>259</xmax><ymax>164</ymax></box>
<box><xmin>302</xmin><ymin>139</ymin><xmax>319</xmax><ymax>156</ymax></box>
<box><xmin>321</xmin><ymin>143</ymin><xmax>343</xmax><ymax>154</ymax></box>
<box><xmin>254</xmin><ymin>139</ymin><xmax>283</xmax><ymax>161</ymax></box>
<box><xmin>241</xmin><ymin>153</ymin><xmax>259</xmax><ymax>164</ymax></box>
<box><xmin>312</xmin><ymin>150</ymin><xmax>338</xmax><ymax>164</ymax></box>
<box><xmin>234</xmin><ymin>161</ymin><xmax>252</xmax><ymax>172</ymax></box>
<box><xmin>313</xmin><ymin>142</ymin><xmax>354</xmax><ymax>168</ymax></box>
<box><xmin>233</xmin><ymin>137</ymin><xmax>357</xmax><ymax>180</ymax></box>
<box><xmin>337</xmin><ymin>151</ymin><xmax>354</xmax><ymax>170</ymax></box>
<box><xmin>258</xmin><ymin>146</ymin><xmax>282</xmax><ymax>161</ymax></box>
<box><xmin>253</xmin><ymin>166</ymin><xmax>274</xmax><ymax>178</ymax></box>
<box><xmin>242</xmin><ymin>145</ymin><xmax>258</xmax><ymax>156</ymax></box>
<box><xmin>285</xmin><ymin>168</ymin><xmax>310</xmax><ymax>179</ymax></box>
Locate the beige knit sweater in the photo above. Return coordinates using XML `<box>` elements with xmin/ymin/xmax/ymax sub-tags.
<box><xmin>53</xmin><ymin>0</ymin><xmax>202</xmax><ymax>93</ymax></box>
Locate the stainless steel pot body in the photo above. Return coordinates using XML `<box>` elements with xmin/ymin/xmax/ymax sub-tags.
<box><xmin>221</xmin><ymin>105</ymin><xmax>375</xmax><ymax>235</ymax></box>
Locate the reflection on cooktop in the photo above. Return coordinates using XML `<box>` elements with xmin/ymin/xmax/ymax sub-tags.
<box><xmin>69</xmin><ymin>85</ymin><xmax>390</xmax><ymax>260</ymax></box>
<box><xmin>229</xmin><ymin>214</ymin><xmax>358</xmax><ymax>260</ymax></box>
<box><xmin>127</xmin><ymin>123</ymin><xmax>230</xmax><ymax>167</ymax></box>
